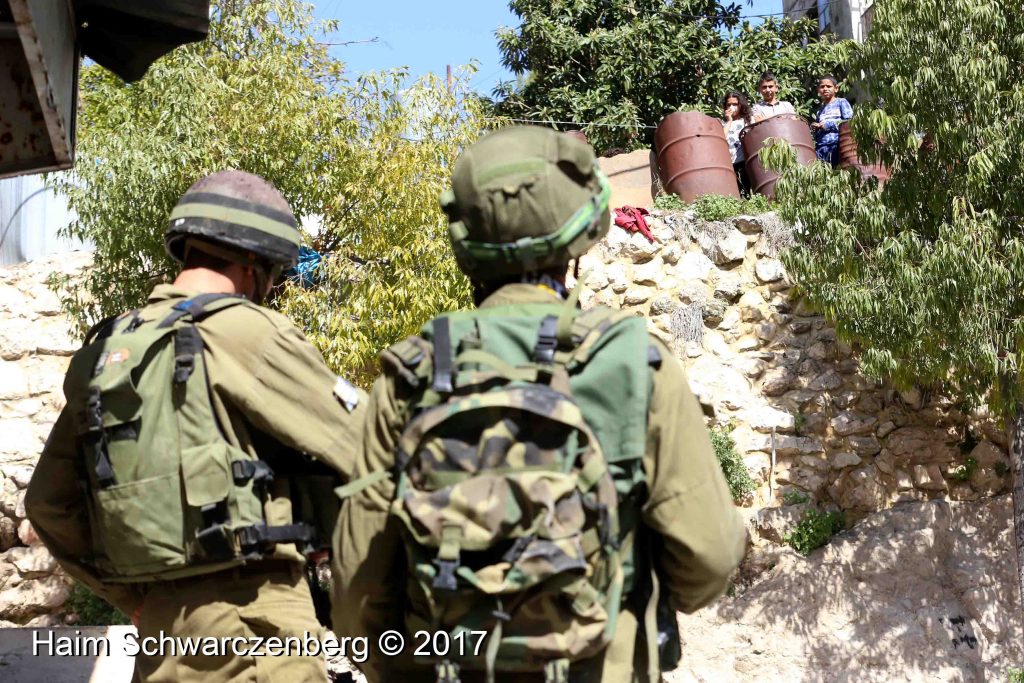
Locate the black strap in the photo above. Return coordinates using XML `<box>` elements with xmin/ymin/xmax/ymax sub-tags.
<box><xmin>534</xmin><ymin>315</ymin><xmax>559</xmax><ymax>364</ymax></box>
<box><xmin>231</xmin><ymin>460</ymin><xmax>275</xmax><ymax>487</ymax></box>
<box><xmin>172</xmin><ymin>326</ymin><xmax>204</xmax><ymax>383</ymax></box>
<box><xmin>237</xmin><ymin>522</ymin><xmax>315</xmax><ymax>554</ymax></box>
<box><xmin>83</xmin><ymin>315</ymin><xmax>119</xmax><ymax>346</ymax></box>
<box><xmin>431</xmin><ymin>317</ymin><xmax>454</xmax><ymax>393</ymax></box>
<box><xmin>158</xmin><ymin>293</ymin><xmax>245</xmax><ymax>328</ymax></box>
<box><xmin>84</xmin><ymin>386</ymin><xmax>116</xmax><ymax>488</ymax></box>
<box><xmin>197</xmin><ymin>501</ymin><xmax>234</xmax><ymax>560</ymax></box>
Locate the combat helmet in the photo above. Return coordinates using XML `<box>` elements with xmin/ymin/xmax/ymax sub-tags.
<box><xmin>441</xmin><ymin>125</ymin><xmax>611</xmax><ymax>281</ymax></box>
<box><xmin>165</xmin><ymin>170</ymin><xmax>301</xmax><ymax>290</ymax></box>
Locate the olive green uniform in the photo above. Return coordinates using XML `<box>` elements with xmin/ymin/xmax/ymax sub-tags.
<box><xmin>27</xmin><ymin>284</ymin><xmax>365</xmax><ymax>683</ymax></box>
<box><xmin>332</xmin><ymin>283</ymin><xmax>748</xmax><ymax>683</ymax></box>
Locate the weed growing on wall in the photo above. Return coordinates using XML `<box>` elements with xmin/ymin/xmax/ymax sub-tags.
<box><xmin>785</xmin><ymin>508</ymin><xmax>845</xmax><ymax>556</ymax></box>
<box><xmin>709</xmin><ymin>426</ymin><xmax>756</xmax><ymax>503</ymax></box>
<box><xmin>654</xmin><ymin>193</ymin><xmax>771</xmax><ymax>221</ymax></box>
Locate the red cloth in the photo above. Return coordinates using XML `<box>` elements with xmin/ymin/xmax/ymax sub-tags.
<box><xmin>613</xmin><ymin>206</ymin><xmax>655</xmax><ymax>243</ymax></box>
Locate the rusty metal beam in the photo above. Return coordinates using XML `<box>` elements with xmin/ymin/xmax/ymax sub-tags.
<box><xmin>0</xmin><ymin>0</ymin><xmax>77</xmax><ymax>179</ymax></box>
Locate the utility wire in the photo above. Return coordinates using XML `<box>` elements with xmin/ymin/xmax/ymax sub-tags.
<box><xmin>486</xmin><ymin>117</ymin><xmax>659</xmax><ymax>129</ymax></box>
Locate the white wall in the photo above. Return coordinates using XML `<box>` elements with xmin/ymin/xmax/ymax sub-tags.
<box><xmin>0</xmin><ymin>174</ymin><xmax>89</xmax><ymax>266</ymax></box>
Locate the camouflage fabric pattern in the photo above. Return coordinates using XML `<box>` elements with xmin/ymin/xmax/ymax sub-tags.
<box><xmin>390</xmin><ymin>327</ymin><xmax>628</xmax><ymax>671</ymax></box>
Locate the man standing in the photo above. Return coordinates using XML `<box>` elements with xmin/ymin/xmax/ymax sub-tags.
<box><xmin>333</xmin><ymin>126</ymin><xmax>747</xmax><ymax>683</ymax></box>
<box><xmin>811</xmin><ymin>75</ymin><xmax>854</xmax><ymax>167</ymax></box>
<box><xmin>27</xmin><ymin>170</ymin><xmax>363</xmax><ymax>682</ymax></box>
<box><xmin>752</xmin><ymin>71</ymin><xmax>797</xmax><ymax>121</ymax></box>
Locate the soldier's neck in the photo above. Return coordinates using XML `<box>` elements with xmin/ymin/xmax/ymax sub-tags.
<box><xmin>173</xmin><ymin>266</ymin><xmax>244</xmax><ymax>295</ymax></box>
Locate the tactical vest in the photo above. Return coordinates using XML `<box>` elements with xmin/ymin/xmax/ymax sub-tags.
<box><xmin>340</xmin><ymin>298</ymin><xmax>658</xmax><ymax>682</ymax></box>
<box><xmin>69</xmin><ymin>293</ymin><xmax>315</xmax><ymax>583</ymax></box>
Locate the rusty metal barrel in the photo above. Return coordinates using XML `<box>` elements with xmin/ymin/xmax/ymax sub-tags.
<box><xmin>654</xmin><ymin>111</ymin><xmax>739</xmax><ymax>202</ymax></box>
<box><xmin>838</xmin><ymin>121</ymin><xmax>890</xmax><ymax>185</ymax></box>
<box><xmin>740</xmin><ymin>114</ymin><xmax>816</xmax><ymax>199</ymax></box>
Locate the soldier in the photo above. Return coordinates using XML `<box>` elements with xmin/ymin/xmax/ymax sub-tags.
<box><xmin>332</xmin><ymin>126</ymin><xmax>747</xmax><ymax>683</ymax></box>
<box><xmin>26</xmin><ymin>170</ymin><xmax>364</xmax><ymax>682</ymax></box>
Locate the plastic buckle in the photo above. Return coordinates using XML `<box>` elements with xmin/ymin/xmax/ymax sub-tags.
<box><xmin>432</xmin><ymin>558</ymin><xmax>459</xmax><ymax>591</ymax></box>
<box><xmin>173</xmin><ymin>354</ymin><xmax>195</xmax><ymax>383</ymax></box>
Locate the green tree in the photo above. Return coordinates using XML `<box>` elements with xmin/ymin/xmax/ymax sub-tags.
<box><xmin>493</xmin><ymin>0</ymin><xmax>844</xmax><ymax>151</ymax></box>
<box><xmin>762</xmin><ymin>0</ymin><xmax>1024</xmax><ymax>609</ymax></box>
<box><xmin>52</xmin><ymin>0</ymin><xmax>481</xmax><ymax>383</ymax></box>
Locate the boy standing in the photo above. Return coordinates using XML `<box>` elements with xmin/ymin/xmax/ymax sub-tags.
<box><xmin>811</xmin><ymin>75</ymin><xmax>854</xmax><ymax>167</ymax></box>
<box><xmin>751</xmin><ymin>71</ymin><xmax>796</xmax><ymax>121</ymax></box>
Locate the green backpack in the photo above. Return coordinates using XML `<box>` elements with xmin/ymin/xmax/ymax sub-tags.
<box><xmin>364</xmin><ymin>298</ymin><xmax>655</xmax><ymax>682</ymax></box>
<box><xmin>67</xmin><ymin>293</ymin><xmax>316</xmax><ymax>583</ymax></box>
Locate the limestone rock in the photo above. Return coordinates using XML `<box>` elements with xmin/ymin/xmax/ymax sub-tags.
<box><xmin>733</xmin><ymin>215</ymin><xmax>765</xmax><ymax>235</ymax></box>
<box><xmin>606</xmin><ymin>262</ymin><xmax>630</xmax><ymax>293</ymax></box>
<box><xmin>662</xmin><ymin>243</ymin><xmax>682</xmax><ymax>264</ymax></box>
<box><xmin>633</xmin><ymin>259</ymin><xmax>665</xmax><ymax>287</ymax></box>
<box><xmin>0</xmin><ymin>573</ymin><xmax>71</xmax><ymax>620</ymax></box>
<box><xmin>761</xmin><ymin>368</ymin><xmax>795</xmax><ymax>397</ymax></box>
<box><xmin>674</xmin><ymin>252</ymin><xmax>714</xmax><ymax>281</ymax></box>
<box><xmin>712</xmin><ymin>271</ymin><xmax>743</xmax><ymax>302</ymax></box>
<box><xmin>0</xmin><ymin>361</ymin><xmax>30</xmax><ymax>401</ymax></box>
<box><xmin>754</xmin><ymin>503</ymin><xmax>809</xmax><ymax>544</ymax></box>
<box><xmin>717</xmin><ymin>308</ymin><xmax>741</xmax><ymax>332</ymax></box>
<box><xmin>808</xmin><ymin>369</ymin><xmax>843</xmax><ymax>391</ymax></box>
<box><xmin>17</xmin><ymin>519</ymin><xmax>39</xmax><ymax>546</ymax></box>
<box><xmin>740</xmin><ymin>406</ymin><xmax>795</xmax><ymax>433</ymax></box>
<box><xmin>737</xmin><ymin>291</ymin><xmax>765</xmax><ymax>322</ymax></box>
<box><xmin>913</xmin><ymin>464</ymin><xmax>948</xmax><ymax>491</ymax></box>
<box><xmin>830</xmin><ymin>451</ymin><xmax>862</xmax><ymax>469</ymax></box>
<box><xmin>708</xmin><ymin>229</ymin><xmax>747</xmax><ymax>265</ymax></box>
<box><xmin>888</xmin><ymin>427</ymin><xmax>958</xmax><ymax>464</ymax></box>
<box><xmin>621</xmin><ymin>232</ymin><xmax>661</xmax><ymax>263</ymax></box>
<box><xmin>677</xmin><ymin>497</ymin><xmax>1022</xmax><ymax>682</ymax></box>
<box><xmin>969</xmin><ymin>441</ymin><xmax>1007</xmax><ymax>468</ymax></box>
<box><xmin>755</xmin><ymin>257</ymin><xmax>785</xmax><ymax>283</ymax></box>
<box><xmin>0</xmin><ymin>516</ymin><xmax>16</xmax><ymax>552</ymax></box>
<box><xmin>622</xmin><ymin>287</ymin><xmax>652</xmax><ymax>306</ymax></box>
<box><xmin>747</xmin><ymin>434</ymin><xmax>824</xmax><ymax>456</ymax></box>
<box><xmin>831</xmin><ymin>411</ymin><xmax>878</xmax><ymax>437</ymax></box>
<box><xmin>7</xmin><ymin>545</ymin><xmax>56</xmax><ymax>578</ymax></box>
<box><xmin>687</xmin><ymin>357</ymin><xmax>750</xmax><ymax>411</ymax></box>
<box><xmin>849</xmin><ymin>435</ymin><xmax>883</xmax><ymax>456</ymax></box>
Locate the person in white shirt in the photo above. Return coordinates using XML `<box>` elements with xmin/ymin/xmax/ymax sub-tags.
<box><xmin>751</xmin><ymin>71</ymin><xmax>796</xmax><ymax>121</ymax></box>
<box><xmin>721</xmin><ymin>90</ymin><xmax>753</xmax><ymax>196</ymax></box>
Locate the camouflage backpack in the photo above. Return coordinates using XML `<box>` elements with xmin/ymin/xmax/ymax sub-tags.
<box><xmin>67</xmin><ymin>293</ymin><xmax>316</xmax><ymax>583</ymax></box>
<box><xmin>353</xmin><ymin>295</ymin><xmax>656</xmax><ymax>682</ymax></box>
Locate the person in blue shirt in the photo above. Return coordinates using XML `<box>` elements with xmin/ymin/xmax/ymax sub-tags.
<box><xmin>811</xmin><ymin>75</ymin><xmax>853</xmax><ymax>167</ymax></box>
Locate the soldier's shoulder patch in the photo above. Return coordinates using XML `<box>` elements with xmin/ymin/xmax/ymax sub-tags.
<box><xmin>333</xmin><ymin>376</ymin><xmax>360</xmax><ymax>413</ymax></box>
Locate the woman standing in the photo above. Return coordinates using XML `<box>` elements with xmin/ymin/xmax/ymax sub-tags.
<box><xmin>722</xmin><ymin>90</ymin><xmax>753</xmax><ymax>196</ymax></box>
<box><xmin>811</xmin><ymin>75</ymin><xmax>854</xmax><ymax>167</ymax></box>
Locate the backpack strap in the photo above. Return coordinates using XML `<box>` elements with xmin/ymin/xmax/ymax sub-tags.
<box><xmin>431</xmin><ymin>317</ymin><xmax>455</xmax><ymax>394</ymax></box>
<box><xmin>156</xmin><ymin>292</ymin><xmax>248</xmax><ymax>328</ymax></box>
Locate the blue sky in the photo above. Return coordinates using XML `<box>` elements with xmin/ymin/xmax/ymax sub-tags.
<box><xmin>312</xmin><ymin>1</ymin><xmax>783</xmax><ymax>94</ymax></box>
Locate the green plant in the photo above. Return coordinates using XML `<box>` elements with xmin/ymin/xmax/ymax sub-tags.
<box><xmin>995</xmin><ymin>461</ymin><xmax>1010</xmax><ymax>477</ymax></box>
<box><xmin>654</xmin><ymin>193</ymin><xmax>771</xmax><ymax>220</ymax></box>
<box><xmin>952</xmin><ymin>457</ymin><xmax>979</xmax><ymax>482</ymax></box>
<box><xmin>783</xmin><ymin>490</ymin><xmax>810</xmax><ymax>505</ymax></box>
<box><xmin>66</xmin><ymin>583</ymin><xmax>129</xmax><ymax>626</ymax></box>
<box><xmin>785</xmin><ymin>508</ymin><xmax>845</xmax><ymax>556</ymax></box>
<box><xmin>709</xmin><ymin>426</ymin><xmax>756</xmax><ymax>503</ymax></box>
<box><xmin>51</xmin><ymin>0</ymin><xmax>481</xmax><ymax>385</ymax></box>
<box><xmin>1008</xmin><ymin>667</ymin><xmax>1024</xmax><ymax>683</ymax></box>
<box><xmin>793</xmin><ymin>412</ymin><xmax>807</xmax><ymax>436</ymax></box>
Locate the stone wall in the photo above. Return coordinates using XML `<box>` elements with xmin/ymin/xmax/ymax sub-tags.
<box><xmin>570</xmin><ymin>209</ymin><xmax>1012</xmax><ymax>526</ymax></box>
<box><xmin>0</xmin><ymin>252</ymin><xmax>89</xmax><ymax>625</ymax></box>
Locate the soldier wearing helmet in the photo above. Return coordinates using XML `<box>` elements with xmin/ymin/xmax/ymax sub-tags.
<box><xmin>332</xmin><ymin>127</ymin><xmax>746</xmax><ymax>683</ymax></box>
<box><xmin>27</xmin><ymin>170</ymin><xmax>365</xmax><ymax>683</ymax></box>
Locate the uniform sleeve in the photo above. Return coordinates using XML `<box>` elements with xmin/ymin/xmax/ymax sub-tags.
<box><xmin>331</xmin><ymin>371</ymin><xmax>406</xmax><ymax>682</ymax></box>
<box><xmin>25</xmin><ymin>409</ymin><xmax>143</xmax><ymax>616</ymax></box>
<box><xmin>232</xmin><ymin>323</ymin><xmax>366</xmax><ymax>479</ymax></box>
<box><xmin>641</xmin><ymin>341</ymin><xmax>748</xmax><ymax>613</ymax></box>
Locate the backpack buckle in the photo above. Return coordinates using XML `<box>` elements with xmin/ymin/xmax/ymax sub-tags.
<box><xmin>231</xmin><ymin>460</ymin><xmax>275</xmax><ymax>487</ymax></box>
<box><xmin>432</xmin><ymin>558</ymin><xmax>460</xmax><ymax>591</ymax></box>
<box><xmin>534</xmin><ymin>315</ymin><xmax>559</xmax><ymax>364</ymax></box>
